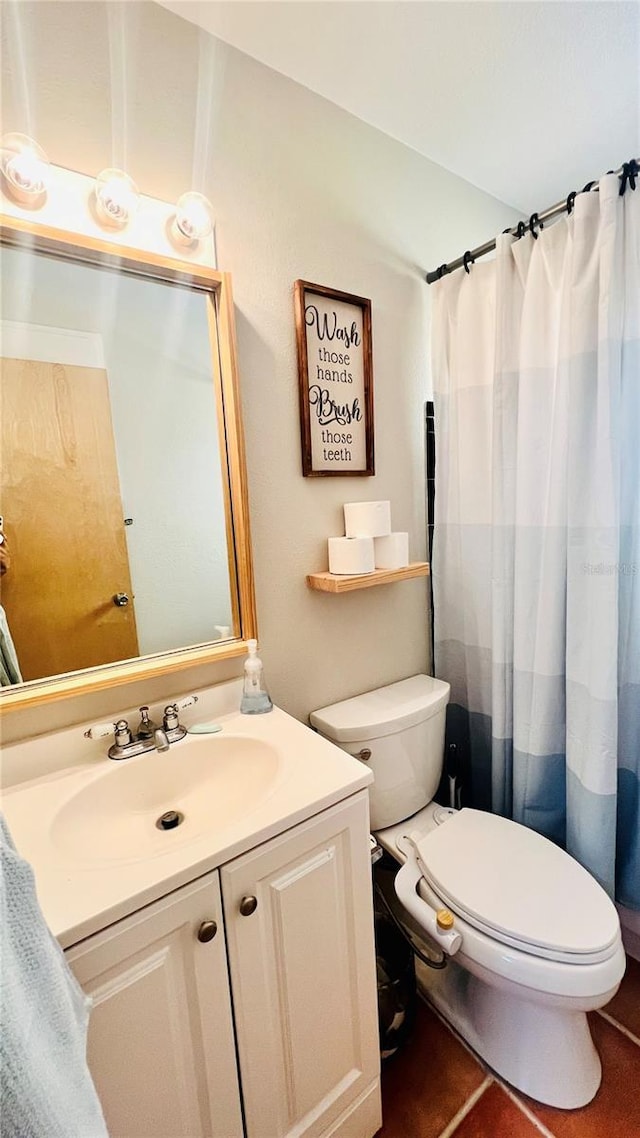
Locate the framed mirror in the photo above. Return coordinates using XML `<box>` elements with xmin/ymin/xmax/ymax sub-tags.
<box><xmin>0</xmin><ymin>216</ymin><xmax>256</xmax><ymax>711</ymax></box>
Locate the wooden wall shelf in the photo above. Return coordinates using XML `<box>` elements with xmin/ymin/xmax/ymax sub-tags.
<box><xmin>306</xmin><ymin>562</ymin><xmax>430</xmax><ymax>594</ymax></box>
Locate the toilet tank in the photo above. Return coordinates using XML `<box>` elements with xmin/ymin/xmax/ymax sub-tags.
<box><xmin>310</xmin><ymin>675</ymin><xmax>450</xmax><ymax>831</ymax></box>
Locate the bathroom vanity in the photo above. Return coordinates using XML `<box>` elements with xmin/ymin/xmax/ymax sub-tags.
<box><xmin>1</xmin><ymin>693</ymin><xmax>381</xmax><ymax>1138</ymax></box>
<box><xmin>67</xmin><ymin>794</ymin><xmax>378</xmax><ymax>1138</ymax></box>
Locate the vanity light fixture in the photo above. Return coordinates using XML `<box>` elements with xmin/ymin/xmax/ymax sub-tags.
<box><xmin>0</xmin><ymin>133</ymin><xmax>51</xmax><ymax>207</ymax></box>
<box><xmin>170</xmin><ymin>191</ymin><xmax>215</xmax><ymax>247</ymax></box>
<box><xmin>94</xmin><ymin>168</ymin><xmax>140</xmax><ymax>228</ymax></box>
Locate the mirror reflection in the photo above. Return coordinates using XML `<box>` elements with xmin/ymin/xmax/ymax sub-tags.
<box><xmin>0</xmin><ymin>243</ymin><xmax>234</xmax><ymax>686</ymax></box>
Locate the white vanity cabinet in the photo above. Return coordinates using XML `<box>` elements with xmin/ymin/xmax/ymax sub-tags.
<box><xmin>66</xmin><ymin>791</ymin><xmax>381</xmax><ymax>1138</ymax></box>
<box><xmin>66</xmin><ymin>871</ymin><xmax>243</xmax><ymax>1138</ymax></box>
<box><xmin>221</xmin><ymin>792</ymin><xmax>380</xmax><ymax>1138</ymax></box>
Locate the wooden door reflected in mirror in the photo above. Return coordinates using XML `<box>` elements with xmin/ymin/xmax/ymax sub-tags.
<box><xmin>1</xmin><ymin>356</ymin><xmax>140</xmax><ymax>680</ymax></box>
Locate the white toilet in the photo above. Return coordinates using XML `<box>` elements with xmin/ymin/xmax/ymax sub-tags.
<box><xmin>311</xmin><ymin>674</ymin><xmax>626</xmax><ymax>1109</ymax></box>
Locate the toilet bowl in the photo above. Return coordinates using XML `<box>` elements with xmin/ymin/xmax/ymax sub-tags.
<box><xmin>379</xmin><ymin>802</ymin><xmax>625</xmax><ymax>1108</ymax></box>
<box><xmin>311</xmin><ymin>676</ymin><xmax>626</xmax><ymax>1109</ymax></box>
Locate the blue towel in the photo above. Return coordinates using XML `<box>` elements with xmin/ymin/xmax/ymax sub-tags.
<box><xmin>0</xmin><ymin>814</ymin><xmax>109</xmax><ymax>1137</ymax></box>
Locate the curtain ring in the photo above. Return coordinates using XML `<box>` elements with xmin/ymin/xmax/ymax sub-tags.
<box><xmin>582</xmin><ymin>180</ymin><xmax>597</xmax><ymax>194</ymax></box>
<box><xmin>463</xmin><ymin>250</ymin><xmax>475</xmax><ymax>274</ymax></box>
<box><xmin>529</xmin><ymin>212</ymin><xmax>542</xmax><ymax>239</ymax></box>
<box><xmin>566</xmin><ymin>191</ymin><xmax>577</xmax><ymax>215</ymax></box>
<box><xmin>436</xmin><ymin>263</ymin><xmax>449</xmax><ymax>280</ymax></box>
<box><xmin>619</xmin><ymin>160</ymin><xmax>639</xmax><ymax>196</ymax></box>
<box><xmin>516</xmin><ymin>220</ymin><xmax>527</xmax><ymax>240</ymax></box>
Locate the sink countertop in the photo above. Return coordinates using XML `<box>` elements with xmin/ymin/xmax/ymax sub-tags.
<box><xmin>1</xmin><ymin>706</ymin><xmax>372</xmax><ymax>949</ymax></box>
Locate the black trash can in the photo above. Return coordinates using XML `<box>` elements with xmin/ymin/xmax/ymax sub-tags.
<box><xmin>373</xmin><ymin>855</ymin><xmax>417</xmax><ymax>1060</ymax></box>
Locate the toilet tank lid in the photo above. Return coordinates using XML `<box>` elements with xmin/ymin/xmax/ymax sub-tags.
<box><xmin>310</xmin><ymin>675</ymin><xmax>450</xmax><ymax>743</ymax></box>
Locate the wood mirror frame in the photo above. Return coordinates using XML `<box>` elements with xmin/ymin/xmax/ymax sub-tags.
<box><xmin>0</xmin><ymin>215</ymin><xmax>256</xmax><ymax>712</ymax></box>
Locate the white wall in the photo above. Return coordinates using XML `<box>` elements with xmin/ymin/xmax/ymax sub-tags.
<box><xmin>1</xmin><ymin>1</ymin><xmax>519</xmax><ymax>742</ymax></box>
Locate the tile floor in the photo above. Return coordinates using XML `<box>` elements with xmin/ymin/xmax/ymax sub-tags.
<box><xmin>377</xmin><ymin>954</ymin><xmax>640</xmax><ymax>1138</ymax></box>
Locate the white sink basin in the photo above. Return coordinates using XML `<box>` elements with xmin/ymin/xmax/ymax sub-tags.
<box><xmin>50</xmin><ymin>734</ymin><xmax>281</xmax><ymax>864</ymax></box>
<box><xmin>1</xmin><ymin>695</ymin><xmax>374</xmax><ymax>946</ymax></box>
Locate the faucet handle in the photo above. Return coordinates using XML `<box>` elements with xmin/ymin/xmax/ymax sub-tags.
<box><xmin>114</xmin><ymin>719</ymin><xmax>134</xmax><ymax>746</ymax></box>
<box><xmin>84</xmin><ymin>719</ymin><xmax>133</xmax><ymax>746</ymax></box>
<box><xmin>84</xmin><ymin>721</ymin><xmax>116</xmax><ymax>740</ymax></box>
<box><xmin>163</xmin><ymin>695</ymin><xmax>198</xmax><ymax>731</ymax></box>
<box><xmin>175</xmin><ymin>695</ymin><xmax>199</xmax><ymax>711</ymax></box>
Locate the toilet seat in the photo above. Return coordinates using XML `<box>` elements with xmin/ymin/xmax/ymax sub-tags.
<box><xmin>413</xmin><ymin>809</ymin><xmax>620</xmax><ymax>965</ymax></box>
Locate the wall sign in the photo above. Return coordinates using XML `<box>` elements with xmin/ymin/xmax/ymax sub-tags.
<box><xmin>294</xmin><ymin>280</ymin><xmax>374</xmax><ymax>477</ymax></box>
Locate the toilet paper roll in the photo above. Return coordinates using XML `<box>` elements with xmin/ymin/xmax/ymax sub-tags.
<box><xmin>328</xmin><ymin>536</ymin><xmax>375</xmax><ymax>575</ymax></box>
<box><xmin>344</xmin><ymin>500</ymin><xmax>391</xmax><ymax>539</ymax></box>
<box><xmin>374</xmin><ymin>532</ymin><xmax>409</xmax><ymax>570</ymax></box>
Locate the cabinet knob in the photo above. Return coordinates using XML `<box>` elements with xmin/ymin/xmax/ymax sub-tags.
<box><xmin>197</xmin><ymin>919</ymin><xmax>218</xmax><ymax>943</ymax></box>
<box><xmin>239</xmin><ymin>895</ymin><xmax>258</xmax><ymax>916</ymax></box>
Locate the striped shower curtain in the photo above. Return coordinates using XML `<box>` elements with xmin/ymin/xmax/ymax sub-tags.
<box><xmin>431</xmin><ymin>172</ymin><xmax>639</xmax><ymax>908</ymax></box>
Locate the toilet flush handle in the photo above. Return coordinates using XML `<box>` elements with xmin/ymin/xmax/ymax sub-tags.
<box><xmin>394</xmin><ymin>836</ymin><xmax>462</xmax><ymax>956</ymax></box>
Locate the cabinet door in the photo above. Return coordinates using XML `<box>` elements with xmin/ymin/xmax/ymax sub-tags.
<box><xmin>66</xmin><ymin>873</ymin><xmax>243</xmax><ymax>1138</ymax></box>
<box><xmin>222</xmin><ymin>792</ymin><xmax>380</xmax><ymax>1138</ymax></box>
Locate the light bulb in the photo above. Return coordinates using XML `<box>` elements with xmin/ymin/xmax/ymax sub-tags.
<box><xmin>171</xmin><ymin>191</ymin><xmax>214</xmax><ymax>246</ymax></box>
<box><xmin>94</xmin><ymin>168</ymin><xmax>140</xmax><ymax>228</ymax></box>
<box><xmin>1</xmin><ymin>133</ymin><xmax>50</xmax><ymax>206</ymax></box>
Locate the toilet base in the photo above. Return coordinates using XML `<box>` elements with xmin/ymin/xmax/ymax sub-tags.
<box><xmin>416</xmin><ymin>957</ymin><xmax>602</xmax><ymax>1109</ymax></box>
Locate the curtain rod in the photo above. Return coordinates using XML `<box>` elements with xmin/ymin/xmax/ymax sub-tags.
<box><xmin>425</xmin><ymin>157</ymin><xmax>640</xmax><ymax>285</ymax></box>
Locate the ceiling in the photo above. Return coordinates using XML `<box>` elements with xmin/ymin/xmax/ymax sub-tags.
<box><xmin>159</xmin><ymin>0</ymin><xmax>639</xmax><ymax>213</ymax></box>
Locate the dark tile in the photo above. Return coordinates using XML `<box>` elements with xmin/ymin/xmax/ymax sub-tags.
<box><xmin>525</xmin><ymin>1012</ymin><xmax>640</xmax><ymax>1138</ymax></box>
<box><xmin>377</xmin><ymin>1001</ymin><xmax>486</xmax><ymax>1138</ymax></box>
<box><xmin>603</xmin><ymin>954</ymin><xmax>640</xmax><ymax>1040</ymax></box>
<box><xmin>451</xmin><ymin>1083</ymin><xmax>543</xmax><ymax>1138</ymax></box>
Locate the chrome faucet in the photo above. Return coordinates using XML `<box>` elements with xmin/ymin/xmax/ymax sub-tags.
<box><xmin>85</xmin><ymin>696</ymin><xmax>199</xmax><ymax>760</ymax></box>
<box><xmin>153</xmin><ymin>727</ymin><xmax>170</xmax><ymax>753</ymax></box>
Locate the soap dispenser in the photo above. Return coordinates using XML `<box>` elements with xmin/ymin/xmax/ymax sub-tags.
<box><xmin>240</xmin><ymin>639</ymin><xmax>273</xmax><ymax>714</ymax></box>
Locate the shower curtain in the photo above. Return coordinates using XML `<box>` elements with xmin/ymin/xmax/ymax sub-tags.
<box><xmin>431</xmin><ymin>172</ymin><xmax>639</xmax><ymax>909</ymax></box>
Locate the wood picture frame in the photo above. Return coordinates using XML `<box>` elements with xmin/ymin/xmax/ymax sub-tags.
<box><xmin>294</xmin><ymin>280</ymin><xmax>374</xmax><ymax>477</ymax></box>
